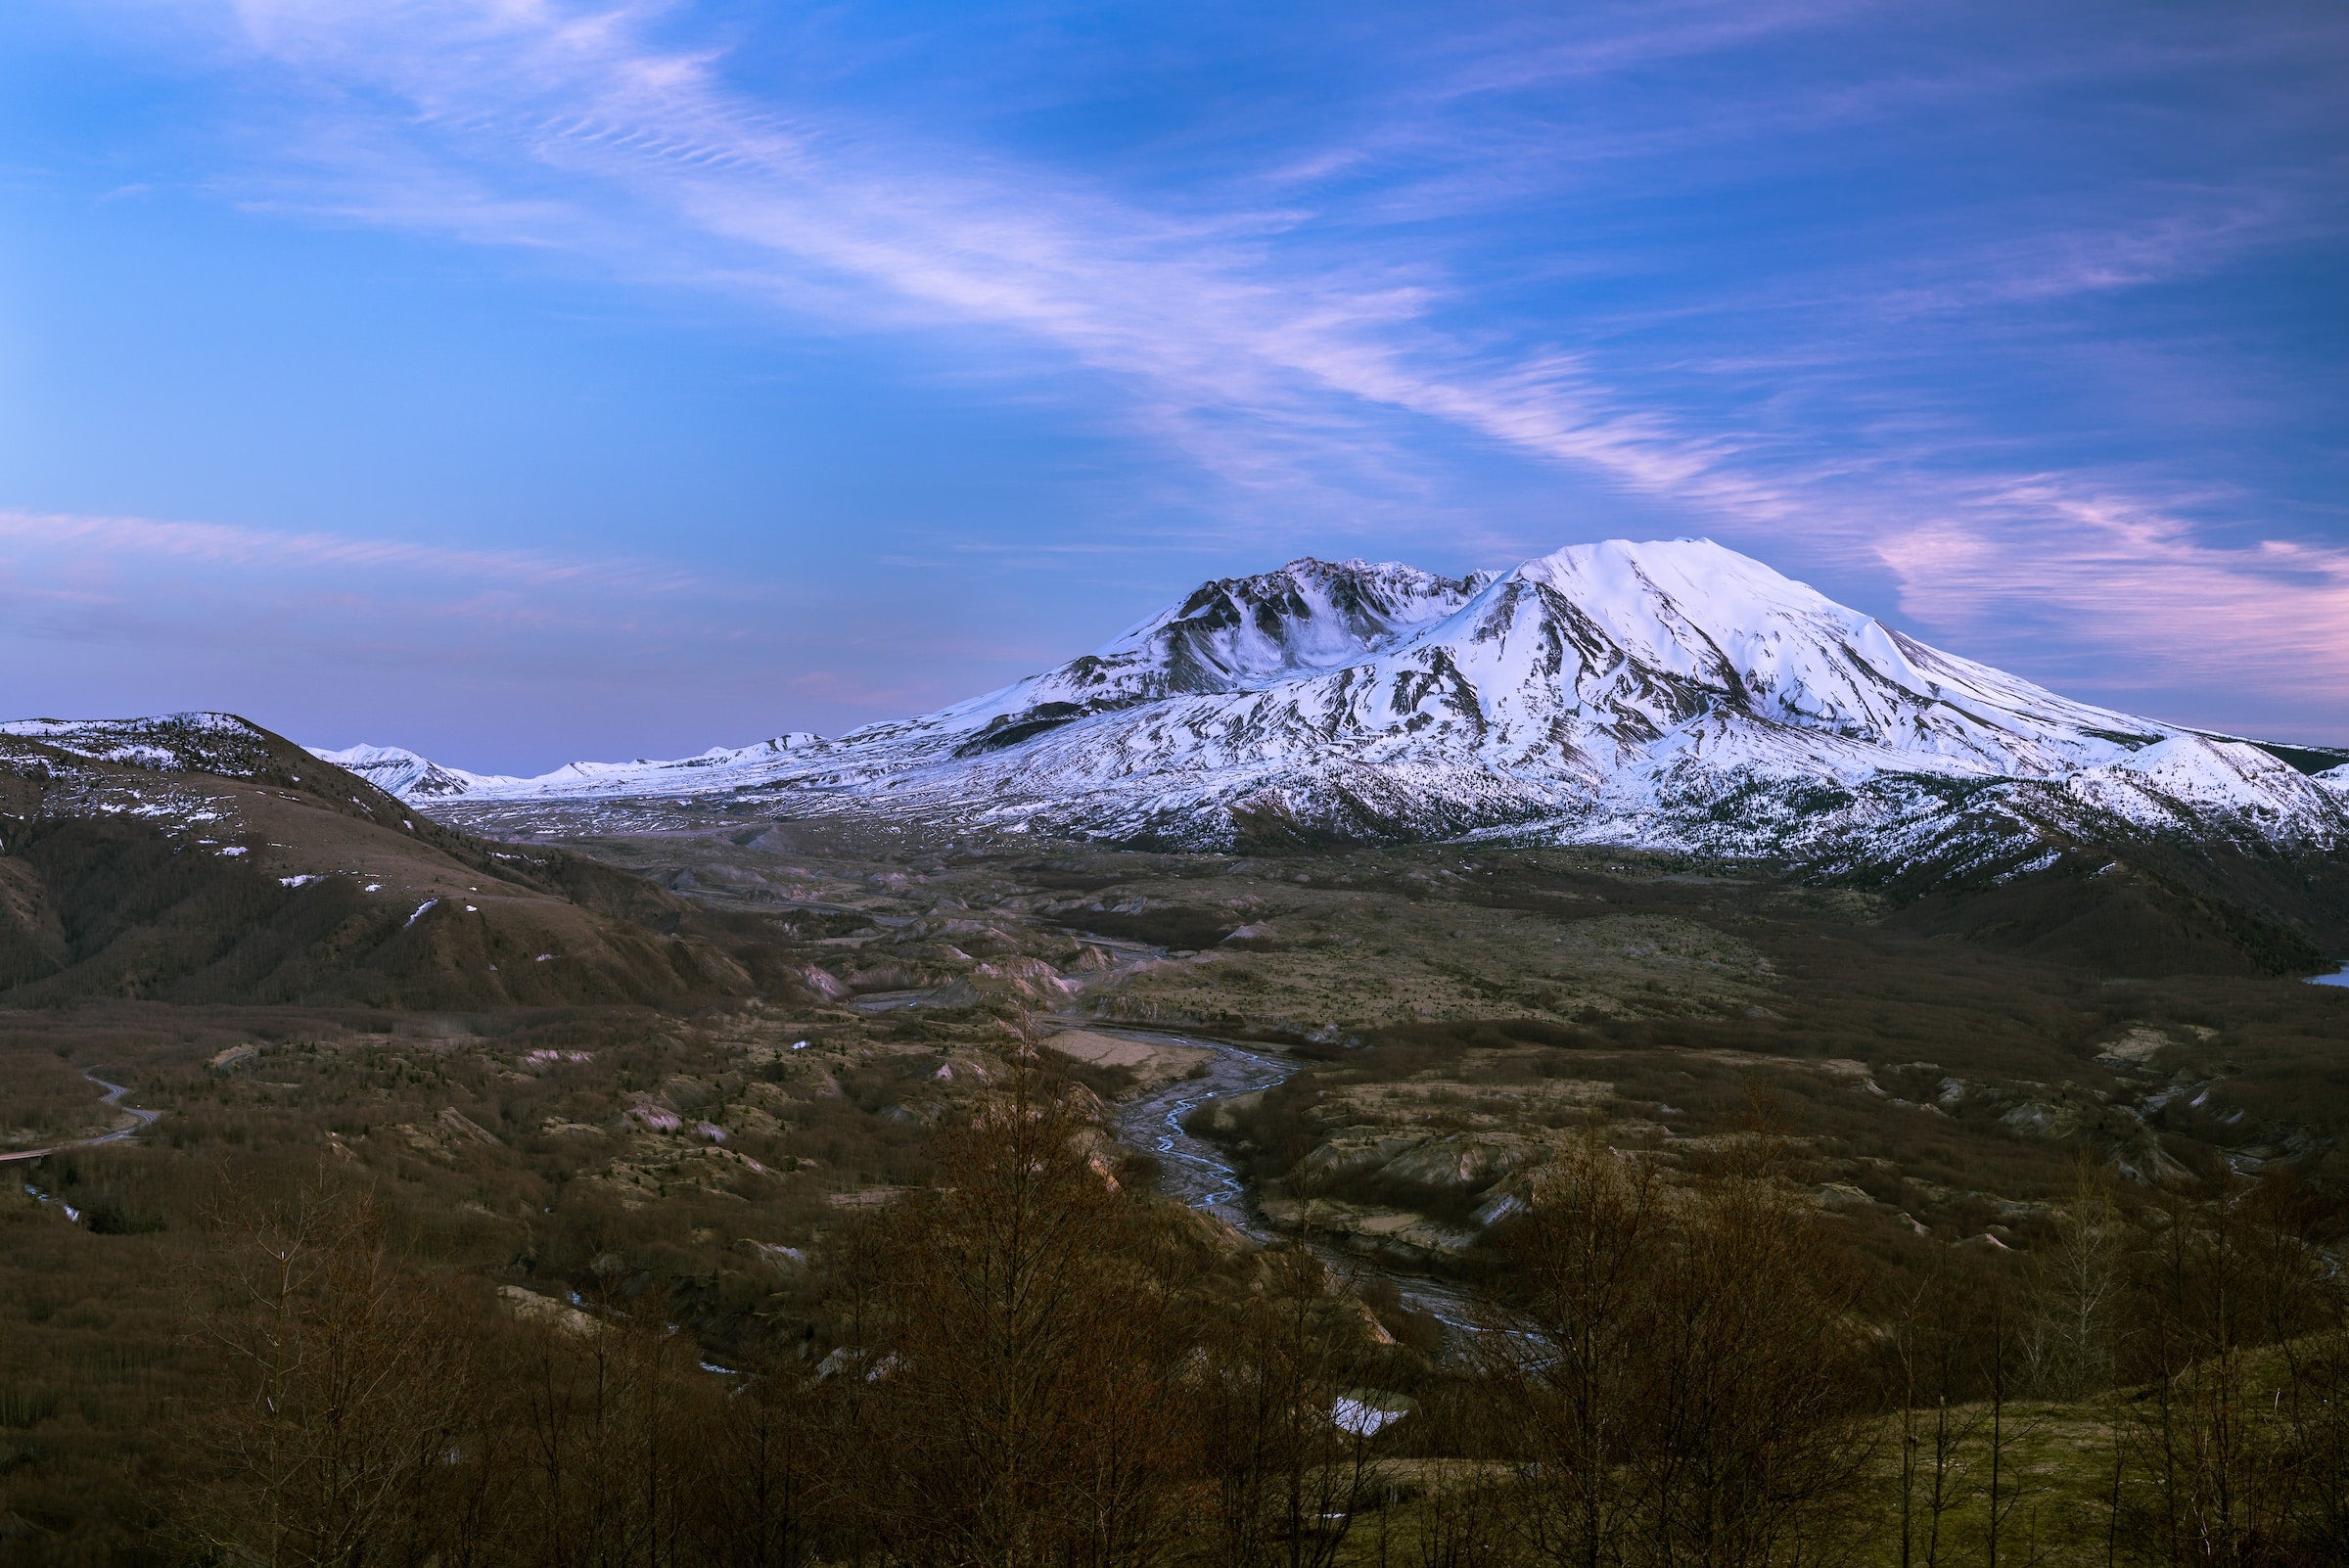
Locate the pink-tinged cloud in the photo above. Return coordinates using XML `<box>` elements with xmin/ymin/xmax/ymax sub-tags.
<box><xmin>181</xmin><ymin>0</ymin><xmax>1804</xmax><ymax>528</ymax></box>
<box><xmin>73</xmin><ymin>0</ymin><xmax>2346</xmax><ymax>746</ymax></box>
<box><xmin>0</xmin><ymin>508</ymin><xmax>699</xmax><ymax>595</ymax></box>
<box><xmin>1878</xmin><ymin>485</ymin><xmax>2349</xmax><ymax>715</ymax></box>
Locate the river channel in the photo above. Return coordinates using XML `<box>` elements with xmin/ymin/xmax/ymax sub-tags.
<box><xmin>2</xmin><ymin>1067</ymin><xmax>161</xmax><ymax>1169</ymax></box>
<box><xmin>1107</xmin><ymin>1028</ymin><xmax>1488</xmax><ymax>1340</ymax></box>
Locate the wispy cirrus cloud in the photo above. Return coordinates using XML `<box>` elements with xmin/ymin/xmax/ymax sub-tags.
<box><xmin>1877</xmin><ymin>484</ymin><xmax>2349</xmax><ymax>728</ymax></box>
<box><xmin>30</xmin><ymin>0</ymin><xmax>2349</xmax><ymax>747</ymax></box>
<box><xmin>0</xmin><ymin>507</ymin><xmax>699</xmax><ymax>595</ymax></box>
<box><xmin>0</xmin><ymin>501</ymin><xmax>1000</xmax><ymax>762</ymax></box>
<box><xmin>0</xmin><ymin>506</ymin><xmax>743</xmax><ymax>702</ymax></box>
<box><xmin>179</xmin><ymin>0</ymin><xmax>1810</xmax><ymax>530</ymax></box>
<box><xmin>188</xmin><ymin>3</ymin><xmax>2338</xmax><ymax>520</ymax></box>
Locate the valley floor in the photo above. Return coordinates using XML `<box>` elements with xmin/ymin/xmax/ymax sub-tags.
<box><xmin>3</xmin><ymin>810</ymin><xmax>2347</xmax><ymax>1560</ymax></box>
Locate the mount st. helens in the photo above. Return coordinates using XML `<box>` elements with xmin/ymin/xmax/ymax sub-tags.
<box><xmin>326</xmin><ymin>539</ymin><xmax>2349</xmax><ymax>881</ymax></box>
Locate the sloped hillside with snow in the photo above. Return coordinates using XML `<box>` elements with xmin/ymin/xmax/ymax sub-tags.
<box><xmin>0</xmin><ymin>714</ymin><xmax>758</xmax><ymax>1006</ymax></box>
<box><xmin>309</xmin><ymin>743</ymin><xmax>516</xmax><ymax>801</ymax></box>
<box><xmin>343</xmin><ymin>539</ymin><xmax>2349</xmax><ymax>874</ymax></box>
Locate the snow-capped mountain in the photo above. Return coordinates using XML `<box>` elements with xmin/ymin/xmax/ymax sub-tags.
<box><xmin>308</xmin><ymin>743</ymin><xmax>516</xmax><ymax>801</ymax></box>
<box><xmin>310</xmin><ymin>737</ymin><xmax>832</xmax><ymax>802</ymax></box>
<box><xmin>337</xmin><ymin>539</ymin><xmax>2349</xmax><ymax>871</ymax></box>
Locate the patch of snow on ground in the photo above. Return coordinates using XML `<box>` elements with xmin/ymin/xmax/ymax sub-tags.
<box><xmin>1331</xmin><ymin>1396</ymin><xmax>1407</xmax><ymax>1437</ymax></box>
<box><xmin>99</xmin><ymin>745</ymin><xmax>181</xmax><ymax>769</ymax></box>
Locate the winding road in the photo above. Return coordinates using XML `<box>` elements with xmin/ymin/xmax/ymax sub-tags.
<box><xmin>1</xmin><ymin>1068</ymin><xmax>161</xmax><ymax>1166</ymax></box>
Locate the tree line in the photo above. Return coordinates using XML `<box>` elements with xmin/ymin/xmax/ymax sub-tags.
<box><xmin>169</xmin><ymin>1083</ymin><xmax>2349</xmax><ymax>1568</ymax></box>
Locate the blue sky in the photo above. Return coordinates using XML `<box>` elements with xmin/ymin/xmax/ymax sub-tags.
<box><xmin>2</xmin><ymin>0</ymin><xmax>2343</xmax><ymax>770</ymax></box>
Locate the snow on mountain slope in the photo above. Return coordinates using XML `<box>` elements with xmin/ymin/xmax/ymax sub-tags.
<box><xmin>315</xmin><ymin>737</ymin><xmax>836</xmax><ymax>802</ymax></box>
<box><xmin>4</xmin><ymin>712</ymin><xmax>294</xmax><ymax>778</ymax></box>
<box><xmin>345</xmin><ymin>539</ymin><xmax>2349</xmax><ymax>867</ymax></box>
<box><xmin>309</xmin><ymin>744</ymin><xmax>517</xmax><ymax>801</ymax></box>
<box><xmin>0</xmin><ymin>715</ymin><xmax>758</xmax><ymax>1007</ymax></box>
<box><xmin>2062</xmin><ymin>737</ymin><xmax>2346</xmax><ymax>834</ymax></box>
<box><xmin>907</xmin><ymin>557</ymin><xmax>1492</xmax><ymax>752</ymax></box>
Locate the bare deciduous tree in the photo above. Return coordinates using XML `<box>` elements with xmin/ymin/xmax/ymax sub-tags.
<box><xmin>1478</xmin><ymin>1128</ymin><xmax>1656</xmax><ymax>1568</ymax></box>
<box><xmin>512</xmin><ymin>1286</ymin><xmax>703</xmax><ymax>1568</ymax></box>
<box><xmin>183</xmin><ymin>1179</ymin><xmax>487</xmax><ymax>1568</ymax></box>
<box><xmin>829</xmin><ymin>1072</ymin><xmax>1200</xmax><ymax>1568</ymax></box>
<box><xmin>1481</xmin><ymin>1131</ymin><xmax>1872</xmax><ymax>1568</ymax></box>
<box><xmin>690</xmin><ymin>1360</ymin><xmax>829</xmax><ymax>1568</ymax></box>
<box><xmin>1198</xmin><ymin>1239</ymin><xmax>1393</xmax><ymax>1568</ymax></box>
<box><xmin>2025</xmin><ymin>1160</ymin><xmax>2125</xmax><ymax>1402</ymax></box>
<box><xmin>1889</xmin><ymin>1256</ymin><xmax>1987</xmax><ymax>1568</ymax></box>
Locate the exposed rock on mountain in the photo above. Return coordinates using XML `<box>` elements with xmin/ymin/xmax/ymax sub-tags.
<box><xmin>345</xmin><ymin>540</ymin><xmax>2349</xmax><ymax>889</ymax></box>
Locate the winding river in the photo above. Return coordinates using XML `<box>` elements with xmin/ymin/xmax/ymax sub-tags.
<box><xmin>1108</xmin><ymin>1028</ymin><xmax>1487</xmax><ymax>1338</ymax></box>
<box><xmin>11</xmin><ymin>1019</ymin><xmax>1498</xmax><ymax>1346</ymax></box>
<box><xmin>2</xmin><ymin>1068</ymin><xmax>161</xmax><ymax>1168</ymax></box>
